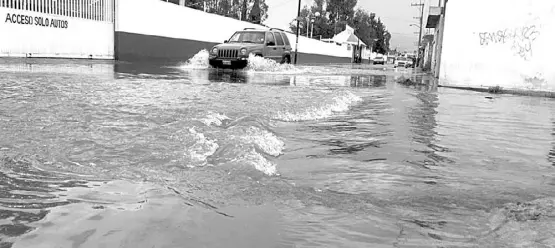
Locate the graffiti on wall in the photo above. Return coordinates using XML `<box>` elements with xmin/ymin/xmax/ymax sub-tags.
<box><xmin>478</xmin><ymin>25</ymin><xmax>540</xmax><ymax>60</ymax></box>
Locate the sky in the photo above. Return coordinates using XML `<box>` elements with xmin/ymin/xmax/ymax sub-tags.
<box><xmin>264</xmin><ymin>0</ymin><xmax>425</xmax><ymax>52</ymax></box>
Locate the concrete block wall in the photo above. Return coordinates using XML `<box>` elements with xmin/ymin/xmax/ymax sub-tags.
<box><xmin>439</xmin><ymin>0</ymin><xmax>555</xmax><ymax>91</ymax></box>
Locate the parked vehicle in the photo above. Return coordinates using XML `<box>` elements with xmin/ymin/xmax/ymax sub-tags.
<box><xmin>394</xmin><ymin>57</ymin><xmax>409</xmax><ymax>68</ymax></box>
<box><xmin>208</xmin><ymin>28</ymin><xmax>292</xmax><ymax>69</ymax></box>
<box><xmin>406</xmin><ymin>56</ymin><xmax>416</xmax><ymax>68</ymax></box>
<box><xmin>372</xmin><ymin>55</ymin><xmax>386</xmax><ymax>65</ymax></box>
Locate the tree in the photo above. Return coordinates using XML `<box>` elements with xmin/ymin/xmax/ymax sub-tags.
<box><xmin>326</xmin><ymin>0</ymin><xmax>357</xmax><ymax>35</ymax></box>
<box><xmin>249</xmin><ymin>0</ymin><xmax>261</xmax><ymax>24</ymax></box>
<box><xmin>371</xmin><ymin>18</ymin><xmax>390</xmax><ymax>54</ymax></box>
<box><xmin>383</xmin><ymin>31</ymin><xmax>391</xmax><ymax>53</ymax></box>
<box><xmin>185</xmin><ymin>0</ymin><xmax>205</xmax><ymax>11</ymax></box>
<box><xmin>288</xmin><ymin>6</ymin><xmax>310</xmax><ymax>36</ymax></box>
<box><xmin>286</xmin><ymin>0</ymin><xmax>391</xmax><ymax>52</ymax></box>
<box><xmin>288</xmin><ymin>3</ymin><xmax>333</xmax><ymax>39</ymax></box>
<box><xmin>186</xmin><ymin>0</ymin><xmax>268</xmax><ymax>23</ymax></box>
<box><xmin>349</xmin><ymin>9</ymin><xmax>374</xmax><ymax>48</ymax></box>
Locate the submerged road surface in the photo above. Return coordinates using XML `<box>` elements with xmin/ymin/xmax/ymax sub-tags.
<box><xmin>0</xmin><ymin>56</ymin><xmax>555</xmax><ymax>248</ymax></box>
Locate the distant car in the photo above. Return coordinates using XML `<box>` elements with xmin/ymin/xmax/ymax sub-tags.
<box><xmin>208</xmin><ymin>28</ymin><xmax>292</xmax><ymax>69</ymax></box>
<box><xmin>406</xmin><ymin>56</ymin><xmax>416</xmax><ymax>68</ymax></box>
<box><xmin>372</xmin><ymin>56</ymin><xmax>385</xmax><ymax>65</ymax></box>
<box><xmin>394</xmin><ymin>57</ymin><xmax>409</xmax><ymax>68</ymax></box>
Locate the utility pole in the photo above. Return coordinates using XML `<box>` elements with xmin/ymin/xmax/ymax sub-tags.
<box><xmin>294</xmin><ymin>0</ymin><xmax>301</xmax><ymax>64</ymax></box>
<box><xmin>306</xmin><ymin>16</ymin><xmax>310</xmax><ymax>37</ymax></box>
<box><xmin>411</xmin><ymin>1</ymin><xmax>424</xmax><ymax>68</ymax></box>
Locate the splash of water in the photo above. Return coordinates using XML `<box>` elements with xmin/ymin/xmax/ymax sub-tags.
<box><xmin>245</xmin><ymin>54</ymin><xmax>301</xmax><ymax>73</ymax></box>
<box><xmin>179</xmin><ymin>50</ymin><xmax>304</xmax><ymax>73</ymax></box>
<box><xmin>182</xmin><ymin>121</ymin><xmax>283</xmax><ymax>176</ymax></box>
<box><xmin>180</xmin><ymin>49</ymin><xmax>211</xmax><ymax>69</ymax></box>
<box><xmin>184</xmin><ymin>127</ymin><xmax>219</xmax><ymax>166</ymax></box>
<box><xmin>233</xmin><ymin>149</ymin><xmax>278</xmax><ymax>176</ymax></box>
<box><xmin>239</xmin><ymin>126</ymin><xmax>285</xmax><ymax>157</ymax></box>
<box><xmin>199</xmin><ymin>112</ymin><xmax>231</xmax><ymax>127</ymax></box>
<box><xmin>274</xmin><ymin>91</ymin><xmax>363</xmax><ymax>122</ymax></box>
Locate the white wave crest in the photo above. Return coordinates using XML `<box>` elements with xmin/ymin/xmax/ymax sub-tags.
<box><xmin>274</xmin><ymin>92</ymin><xmax>363</xmax><ymax>122</ymax></box>
<box><xmin>200</xmin><ymin>112</ymin><xmax>230</xmax><ymax>127</ymax></box>
<box><xmin>240</xmin><ymin>127</ymin><xmax>285</xmax><ymax>157</ymax></box>
<box><xmin>180</xmin><ymin>49</ymin><xmax>210</xmax><ymax>69</ymax></box>
<box><xmin>235</xmin><ymin>149</ymin><xmax>278</xmax><ymax>176</ymax></box>
<box><xmin>185</xmin><ymin>127</ymin><xmax>219</xmax><ymax>166</ymax></box>
<box><xmin>246</xmin><ymin>54</ymin><xmax>300</xmax><ymax>73</ymax></box>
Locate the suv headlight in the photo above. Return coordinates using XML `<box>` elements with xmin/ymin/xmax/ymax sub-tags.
<box><xmin>240</xmin><ymin>48</ymin><xmax>247</xmax><ymax>55</ymax></box>
<box><xmin>212</xmin><ymin>47</ymin><xmax>218</xmax><ymax>54</ymax></box>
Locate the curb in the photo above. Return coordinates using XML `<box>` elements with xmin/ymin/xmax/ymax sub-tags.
<box><xmin>438</xmin><ymin>85</ymin><xmax>555</xmax><ymax>98</ymax></box>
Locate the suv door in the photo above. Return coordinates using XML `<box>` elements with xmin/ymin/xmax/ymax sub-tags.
<box><xmin>263</xmin><ymin>32</ymin><xmax>281</xmax><ymax>61</ymax></box>
<box><xmin>272</xmin><ymin>32</ymin><xmax>287</xmax><ymax>60</ymax></box>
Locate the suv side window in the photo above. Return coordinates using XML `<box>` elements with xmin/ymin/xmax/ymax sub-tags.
<box><xmin>273</xmin><ymin>32</ymin><xmax>284</xmax><ymax>46</ymax></box>
<box><xmin>280</xmin><ymin>33</ymin><xmax>291</xmax><ymax>46</ymax></box>
<box><xmin>265</xmin><ymin>32</ymin><xmax>276</xmax><ymax>45</ymax></box>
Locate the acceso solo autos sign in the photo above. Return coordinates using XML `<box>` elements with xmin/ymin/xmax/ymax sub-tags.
<box><xmin>4</xmin><ymin>12</ymin><xmax>69</xmax><ymax>29</ymax></box>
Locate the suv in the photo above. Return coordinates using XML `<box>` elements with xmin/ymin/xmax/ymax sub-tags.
<box><xmin>208</xmin><ymin>28</ymin><xmax>293</xmax><ymax>69</ymax></box>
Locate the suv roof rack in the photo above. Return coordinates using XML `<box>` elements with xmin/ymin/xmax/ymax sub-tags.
<box><xmin>269</xmin><ymin>28</ymin><xmax>285</xmax><ymax>32</ymax></box>
<box><xmin>243</xmin><ymin>27</ymin><xmax>268</xmax><ymax>31</ymax></box>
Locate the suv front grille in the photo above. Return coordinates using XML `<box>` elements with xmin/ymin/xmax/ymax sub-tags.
<box><xmin>218</xmin><ymin>49</ymin><xmax>238</xmax><ymax>58</ymax></box>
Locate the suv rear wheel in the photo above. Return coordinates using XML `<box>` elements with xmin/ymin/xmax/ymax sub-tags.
<box><xmin>281</xmin><ymin>55</ymin><xmax>291</xmax><ymax>64</ymax></box>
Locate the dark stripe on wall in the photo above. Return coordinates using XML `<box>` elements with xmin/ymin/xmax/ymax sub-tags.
<box><xmin>293</xmin><ymin>52</ymin><xmax>351</xmax><ymax>65</ymax></box>
<box><xmin>115</xmin><ymin>31</ymin><xmax>218</xmax><ymax>63</ymax></box>
<box><xmin>115</xmin><ymin>31</ymin><xmax>352</xmax><ymax>64</ymax></box>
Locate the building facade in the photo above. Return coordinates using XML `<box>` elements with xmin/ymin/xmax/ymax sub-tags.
<box><xmin>426</xmin><ymin>0</ymin><xmax>555</xmax><ymax>92</ymax></box>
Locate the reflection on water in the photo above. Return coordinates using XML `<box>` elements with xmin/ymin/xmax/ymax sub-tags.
<box><xmin>0</xmin><ymin>58</ymin><xmax>396</xmax><ymax>90</ymax></box>
<box><xmin>549</xmin><ymin>119</ymin><xmax>555</xmax><ymax>167</ymax></box>
<box><xmin>117</xmin><ymin>62</ymin><xmax>390</xmax><ymax>88</ymax></box>
<box><xmin>405</xmin><ymin>88</ymin><xmax>454</xmax><ymax>169</ymax></box>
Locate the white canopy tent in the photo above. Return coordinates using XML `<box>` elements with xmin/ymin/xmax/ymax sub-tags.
<box><xmin>330</xmin><ymin>25</ymin><xmax>372</xmax><ymax>61</ymax></box>
<box><xmin>331</xmin><ymin>25</ymin><xmax>367</xmax><ymax>47</ymax></box>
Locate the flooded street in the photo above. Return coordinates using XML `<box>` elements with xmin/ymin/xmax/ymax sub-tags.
<box><xmin>1</xmin><ymin>56</ymin><xmax>555</xmax><ymax>248</ymax></box>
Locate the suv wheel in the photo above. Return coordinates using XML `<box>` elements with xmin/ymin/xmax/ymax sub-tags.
<box><xmin>281</xmin><ymin>56</ymin><xmax>291</xmax><ymax>64</ymax></box>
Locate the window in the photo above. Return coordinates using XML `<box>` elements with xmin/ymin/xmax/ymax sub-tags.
<box><xmin>281</xmin><ymin>33</ymin><xmax>291</xmax><ymax>46</ymax></box>
<box><xmin>265</xmin><ymin>32</ymin><xmax>276</xmax><ymax>45</ymax></box>
<box><xmin>273</xmin><ymin>32</ymin><xmax>284</xmax><ymax>46</ymax></box>
<box><xmin>228</xmin><ymin>32</ymin><xmax>265</xmax><ymax>44</ymax></box>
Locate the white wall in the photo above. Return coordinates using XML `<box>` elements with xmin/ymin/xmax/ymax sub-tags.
<box><xmin>440</xmin><ymin>0</ymin><xmax>555</xmax><ymax>91</ymax></box>
<box><xmin>0</xmin><ymin>7</ymin><xmax>114</xmax><ymax>59</ymax></box>
<box><xmin>116</xmin><ymin>0</ymin><xmax>351</xmax><ymax>58</ymax></box>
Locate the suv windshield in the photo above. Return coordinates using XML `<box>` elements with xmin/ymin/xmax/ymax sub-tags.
<box><xmin>228</xmin><ymin>31</ymin><xmax>265</xmax><ymax>44</ymax></box>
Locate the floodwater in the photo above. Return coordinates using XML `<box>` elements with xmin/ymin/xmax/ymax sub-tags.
<box><xmin>1</xmin><ymin>52</ymin><xmax>555</xmax><ymax>248</ymax></box>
